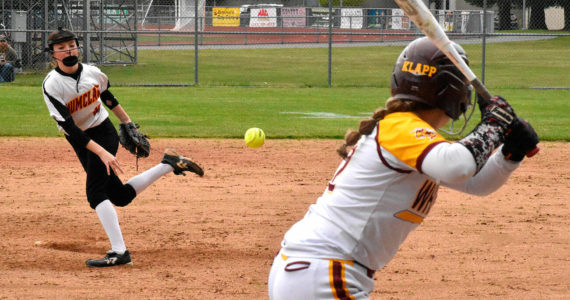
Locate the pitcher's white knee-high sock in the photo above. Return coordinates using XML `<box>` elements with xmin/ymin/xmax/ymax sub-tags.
<box><xmin>95</xmin><ymin>200</ymin><xmax>126</xmax><ymax>254</ymax></box>
<box><xmin>126</xmin><ymin>163</ymin><xmax>173</xmax><ymax>195</ymax></box>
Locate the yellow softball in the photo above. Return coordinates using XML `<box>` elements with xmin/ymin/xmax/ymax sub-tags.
<box><xmin>244</xmin><ymin>128</ymin><xmax>265</xmax><ymax>148</ymax></box>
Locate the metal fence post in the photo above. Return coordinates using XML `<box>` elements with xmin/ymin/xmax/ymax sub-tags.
<box><xmin>328</xmin><ymin>0</ymin><xmax>332</xmax><ymax>87</ymax></box>
<box><xmin>482</xmin><ymin>0</ymin><xmax>487</xmax><ymax>84</ymax></box>
<box><xmin>381</xmin><ymin>14</ymin><xmax>384</xmax><ymax>42</ymax></box>
<box><xmin>244</xmin><ymin>16</ymin><xmax>248</xmax><ymax>45</ymax></box>
<box><xmin>134</xmin><ymin>0</ymin><xmax>138</xmax><ymax>65</ymax></box>
<box><xmin>83</xmin><ymin>0</ymin><xmax>90</xmax><ymax>64</ymax></box>
<box><xmin>99</xmin><ymin>1</ymin><xmax>103</xmax><ymax>64</ymax></box>
<box><xmin>194</xmin><ymin>0</ymin><xmax>199</xmax><ymax>85</ymax></box>
<box><xmin>522</xmin><ymin>0</ymin><xmax>526</xmax><ymax>29</ymax></box>
<box><xmin>281</xmin><ymin>14</ymin><xmax>284</xmax><ymax>44</ymax></box>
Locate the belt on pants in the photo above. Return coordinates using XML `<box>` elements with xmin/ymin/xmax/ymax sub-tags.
<box><xmin>353</xmin><ymin>260</ymin><xmax>375</xmax><ymax>279</ymax></box>
<box><xmin>277</xmin><ymin>250</ymin><xmax>375</xmax><ymax>279</ymax></box>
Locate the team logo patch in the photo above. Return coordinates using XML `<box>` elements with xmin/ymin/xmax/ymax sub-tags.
<box><xmin>411</xmin><ymin>127</ymin><xmax>438</xmax><ymax>140</ymax></box>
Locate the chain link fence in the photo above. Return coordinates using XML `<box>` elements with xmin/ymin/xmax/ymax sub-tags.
<box><xmin>0</xmin><ymin>0</ymin><xmax>567</xmax><ymax>86</ymax></box>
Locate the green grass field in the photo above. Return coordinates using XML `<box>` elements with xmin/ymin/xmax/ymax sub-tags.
<box><xmin>1</xmin><ymin>37</ymin><xmax>568</xmax><ymax>140</ymax></box>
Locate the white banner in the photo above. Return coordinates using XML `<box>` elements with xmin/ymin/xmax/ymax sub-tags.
<box><xmin>443</xmin><ymin>11</ymin><xmax>454</xmax><ymax>32</ymax></box>
<box><xmin>341</xmin><ymin>8</ymin><xmax>363</xmax><ymax>29</ymax></box>
<box><xmin>249</xmin><ymin>8</ymin><xmax>277</xmax><ymax>27</ymax></box>
<box><xmin>282</xmin><ymin>8</ymin><xmax>306</xmax><ymax>27</ymax></box>
<box><xmin>437</xmin><ymin>10</ymin><xmax>451</xmax><ymax>32</ymax></box>
<box><xmin>461</xmin><ymin>11</ymin><xmax>470</xmax><ymax>33</ymax></box>
<box><xmin>392</xmin><ymin>9</ymin><xmax>404</xmax><ymax>29</ymax></box>
<box><xmin>438</xmin><ymin>10</ymin><xmax>445</xmax><ymax>26</ymax></box>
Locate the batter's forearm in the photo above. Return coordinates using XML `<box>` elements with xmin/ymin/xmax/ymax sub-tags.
<box><xmin>442</xmin><ymin>147</ymin><xmax>520</xmax><ymax>196</ymax></box>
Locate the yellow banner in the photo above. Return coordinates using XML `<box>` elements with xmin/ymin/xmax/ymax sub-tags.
<box><xmin>213</xmin><ymin>7</ymin><xmax>240</xmax><ymax>27</ymax></box>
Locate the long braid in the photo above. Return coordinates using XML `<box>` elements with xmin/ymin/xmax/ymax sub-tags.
<box><xmin>336</xmin><ymin>107</ymin><xmax>387</xmax><ymax>159</ymax></box>
<box><xmin>336</xmin><ymin>98</ymin><xmax>428</xmax><ymax>159</ymax></box>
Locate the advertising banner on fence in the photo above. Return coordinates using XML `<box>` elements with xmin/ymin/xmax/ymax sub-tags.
<box><xmin>438</xmin><ymin>10</ymin><xmax>454</xmax><ymax>32</ymax></box>
<box><xmin>437</xmin><ymin>10</ymin><xmax>449</xmax><ymax>31</ymax></box>
<box><xmin>367</xmin><ymin>9</ymin><xmax>387</xmax><ymax>29</ymax></box>
<box><xmin>249</xmin><ymin>7</ymin><xmax>277</xmax><ymax>27</ymax></box>
<box><xmin>461</xmin><ymin>11</ymin><xmax>470</xmax><ymax>33</ymax></box>
<box><xmin>341</xmin><ymin>9</ymin><xmax>363</xmax><ymax>29</ymax></box>
<box><xmin>391</xmin><ymin>9</ymin><xmax>410</xmax><ymax>29</ymax></box>
<box><xmin>213</xmin><ymin>7</ymin><xmax>240</xmax><ymax>27</ymax></box>
<box><xmin>310</xmin><ymin>8</ymin><xmax>339</xmax><ymax>27</ymax></box>
<box><xmin>282</xmin><ymin>8</ymin><xmax>306</xmax><ymax>27</ymax></box>
<box><xmin>438</xmin><ymin>10</ymin><xmax>445</xmax><ymax>29</ymax></box>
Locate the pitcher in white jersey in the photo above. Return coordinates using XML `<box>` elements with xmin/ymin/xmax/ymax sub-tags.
<box><xmin>268</xmin><ymin>37</ymin><xmax>539</xmax><ymax>299</ymax></box>
<box><xmin>42</xmin><ymin>28</ymin><xmax>204</xmax><ymax>267</ymax></box>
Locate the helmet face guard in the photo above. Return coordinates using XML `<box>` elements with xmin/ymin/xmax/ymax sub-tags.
<box><xmin>391</xmin><ymin>37</ymin><xmax>473</xmax><ymax>122</ymax></box>
<box><xmin>439</xmin><ymin>92</ymin><xmax>476</xmax><ymax>136</ymax></box>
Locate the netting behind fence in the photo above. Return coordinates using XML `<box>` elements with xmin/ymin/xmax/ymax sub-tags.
<box><xmin>0</xmin><ymin>0</ymin><xmax>567</xmax><ymax>89</ymax></box>
<box><xmin>172</xmin><ymin>0</ymin><xmax>205</xmax><ymax>31</ymax></box>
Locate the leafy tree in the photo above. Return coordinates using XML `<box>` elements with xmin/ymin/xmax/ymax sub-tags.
<box><xmin>527</xmin><ymin>0</ymin><xmax>548</xmax><ymax>29</ymax></box>
<box><xmin>498</xmin><ymin>0</ymin><xmax>514</xmax><ymax>29</ymax></box>
<box><xmin>461</xmin><ymin>0</ymin><xmax>514</xmax><ymax>29</ymax></box>
<box><xmin>462</xmin><ymin>0</ymin><xmax>563</xmax><ymax>29</ymax></box>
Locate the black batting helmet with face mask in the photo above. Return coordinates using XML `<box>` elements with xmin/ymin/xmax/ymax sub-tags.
<box><xmin>46</xmin><ymin>28</ymin><xmax>79</xmax><ymax>52</ymax></box>
<box><xmin>391</xmin><ymin>37</ymin><xmax>472</xmax><ymax>121</ymax></box>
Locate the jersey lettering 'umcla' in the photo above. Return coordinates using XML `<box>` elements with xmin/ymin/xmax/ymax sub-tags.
<box><xmin>67</xmin><ymin>84</ymin><xmax>101</xmax><ymax>114</ymax></box>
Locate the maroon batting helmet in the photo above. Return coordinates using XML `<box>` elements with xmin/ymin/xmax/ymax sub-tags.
<box><xmin>391</xmin><ymin>37</ymin><xmax>472</xmax><ymax>120</ymax></box>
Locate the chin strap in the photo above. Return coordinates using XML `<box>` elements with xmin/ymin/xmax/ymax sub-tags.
<box><xmin>438</xmin><ymin>96</ymin><xmax>476</xmax><ymax>136</ymax></box>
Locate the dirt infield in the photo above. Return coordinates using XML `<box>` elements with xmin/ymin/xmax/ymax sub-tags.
<box><xmin>0</xmin><ymin>138</ymin><xmax>568</xmax><ymax>299</ymax></box>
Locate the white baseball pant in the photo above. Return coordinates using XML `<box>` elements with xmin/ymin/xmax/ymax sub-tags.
<box><xmin>268</xmin><ymin>250</ymin><xmax>375</xmax><ymax>300</ymax></box>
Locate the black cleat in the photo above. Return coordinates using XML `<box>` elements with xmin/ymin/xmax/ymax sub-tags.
<box><xmin>162</xmin><ymin>149</ymin><xmax>204</xmax><ymax>177</ymax></box>
<box><xmin>86</xmin><ymin>250</ymin><xmax>133</xmax><ymax>268</ymax></box>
